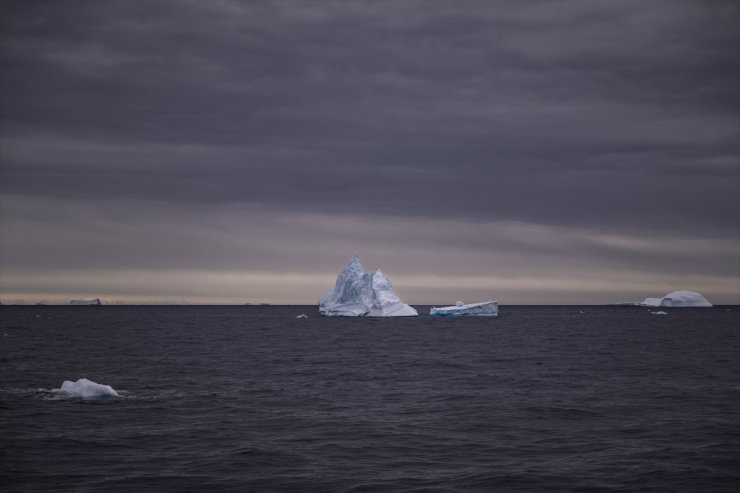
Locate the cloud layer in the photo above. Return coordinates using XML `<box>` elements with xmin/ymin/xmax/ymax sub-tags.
<box><xmin>1</xmin><ymin>1</ymin><xmax>738</xmax><ymax>303</ymax></box>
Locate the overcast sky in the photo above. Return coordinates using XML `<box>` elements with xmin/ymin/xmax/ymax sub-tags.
<box><xmin>1</xmin><ymin>0</ymin><xmax>738</xmax><ymax>305</ymax></box>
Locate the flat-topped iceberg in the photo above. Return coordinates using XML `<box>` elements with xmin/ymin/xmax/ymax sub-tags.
<box><xmin>639</xmin><ymin>290</ymin><xmax>713</xmax><ymax>307</ymax></box>
<box><xmin>430</xmin><ymin>300</ymin><xmax>499</xmax><ymax>317</ymax></box>
<box><xmin>70</xmin><ymin>298</ymin><xmax>101</xmax><ymax>305</ymax></box>
<box><xmin>319</xmin><ymin>254</ymin><xmax>418</xmax><ymax>317</ymax></box>
<box><xmin>54</xmin><ymin>378</ymin><xmax>119</xmax><ymax>399</ymax></box>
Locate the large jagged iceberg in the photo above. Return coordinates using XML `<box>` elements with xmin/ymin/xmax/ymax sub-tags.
<box><xmin>53</xmin><ymin>378</ymin><xmax>119</xmax><ymax>398</ymax></box>
<box><xmin>430</xmin><ymin>300</ymin><xmax>499</xmax><ymax>317</ymax></box>
<box><xmin>319</xmin><ymin>254</ymin><xmax>418</xmax><ymax>317</ymax></box>
<box><xmin>639</xmin><ymin>290</ymin><xmax>713</xmax><ymax>307</ymax></box>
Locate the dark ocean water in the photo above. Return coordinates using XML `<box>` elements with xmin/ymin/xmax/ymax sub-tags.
<box><xmin>1</xmin><ymin>305</ymin><xmax>738</xmax><ymax>492</ymax></box>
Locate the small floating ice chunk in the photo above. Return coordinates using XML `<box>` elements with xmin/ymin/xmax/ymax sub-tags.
<box><xmin>296</xmin><ymin>313</ymin><xmax>309</xmax><ymax>318</ymax></box>
<box><xmin>55</xmin><ymin>378</ymin><xmax>119</xmax><ymax>398</ymax></box>
<box><xmin>650</xmin><ymin>311</ymin><xmax>669</xmax><ymax>315</ymax></box>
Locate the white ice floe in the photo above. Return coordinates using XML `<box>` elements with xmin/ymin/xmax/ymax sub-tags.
<box><xmin>650</xmin><ymin>311</ymin><xmax>669</xmax><ymax>315</ymax></box>
<box><xmin>296</xmin><ymin>313</ymin><xmax>309</xmax><ymax>318</ymax></box>
<box><xmin>430</xmin><ymin>300</ymin><xmax>499</xmax><ymax>317</ymax></box>
<box><xmin>69</xmin><ymin>298</ymin><xmax>101</xmax><ymax>305</ymax></box>
<box><xmin>319</xmin><ymin>254</ymin><xmax>418</xmax><ymax>317</ymax></box>
<box><xmin>53</xmin><ymin>378</ymin><xmax>119</xmax><ymax>399</ymax></box>
<box><xmin>638</xmin><ymin>290</ymin><xmax>713</xmax><ymax>307</ymax></box>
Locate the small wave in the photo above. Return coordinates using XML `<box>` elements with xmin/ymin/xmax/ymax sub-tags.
<box><xmin>525</xmin><ymin>405</ymin><xmax>604</xmax><ymax>419</ymax></box>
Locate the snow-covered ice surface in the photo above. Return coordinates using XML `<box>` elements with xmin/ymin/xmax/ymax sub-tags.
<box><xmin>319</xmin><ymin>254</ymin><xmax>418</xmax><ymax>317</ymax></box>
<box><xmin>639</xmin><ymin>291</ymin><xmax>713</xmax><ymax>307</ymax></box>
<box><xmin>430</xmin><ymin>300</ymin><xmax>499</xmax><ymax>317</ymax></box>
<box><xmin>52</xmin><ymin>378</ymin><xmax>119</xmax><ymax>399</ymax></box>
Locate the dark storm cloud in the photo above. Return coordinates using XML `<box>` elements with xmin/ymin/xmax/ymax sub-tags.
<box><xmin>2</xmin><ymin>0</ymin><xmax>738</xmax><ymax>237</ymax></box>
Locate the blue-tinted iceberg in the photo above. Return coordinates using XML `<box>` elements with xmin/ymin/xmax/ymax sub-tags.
<box><xmin>54</xmin><ymin>378</ymin><xmax>119</xmax><ymax>398</ymax></box>
<box><xmin>319</xmin><ymin>254</ymin><xmax>418</xmax><ymax>317</ymax></box>
<box><xmin>430</xmin><ymin>300</ymin><xmax>499</xmax><ymax>317</ymax></box>
<box><xmin>639</xmin><ymin>290</ymin><xmax>713</xmax><ymax>307</ymax></box>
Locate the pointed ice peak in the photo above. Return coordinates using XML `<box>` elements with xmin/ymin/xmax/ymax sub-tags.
<box><xmin>344</xmin><ymin>253</ymin><xmax>364</xmax><ymax>275</ymax></box>
<box><xmin>371</xmin><ymin>269</ymin><xmax>402</xmax><ymax>306</ymax></box>
<box><xmin>371</xmin><ymin>268</ymin><xmax>392</xmax><ymax>289</ymax></box>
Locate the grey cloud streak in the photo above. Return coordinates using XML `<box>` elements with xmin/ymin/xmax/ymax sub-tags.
<box><xmin>1</xmin><ymin>195</ymin><xmax>736</xmax><ymax>301</ymax></box>
<box><xmin>1</xmin><ymin>0</ymin><xmax>739</xmax><ymax>303</ymax></box>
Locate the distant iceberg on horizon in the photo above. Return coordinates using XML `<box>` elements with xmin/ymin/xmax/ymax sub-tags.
<box><xmin>319</xmin><ymin>254</ymin><xmax>418</xmax><ymax>317</ymax></box>
<box><xmin>430</xmin><ymin>300</ymin><xmax>499</xmax><ymax>317</ymax></box>
<box><xmin>70</xmin><ymin>298</ymin><xmax>101</xmax><ymax>306</ymax></box>
<box><xmin>638</xmin><ymin>290</ymin><xmax>713</xmax><ymax>307</ymax></box>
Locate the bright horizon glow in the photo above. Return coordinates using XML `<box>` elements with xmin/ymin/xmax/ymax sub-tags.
<box><xmin>1</xmin><ymin>268</ymin><xmax>738</xmax><ymax>305</ymax></box>
<box><xmin>2</xmin><ymin>202</ymin><xmax>738</xmax><ymax>306</ymax></box>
